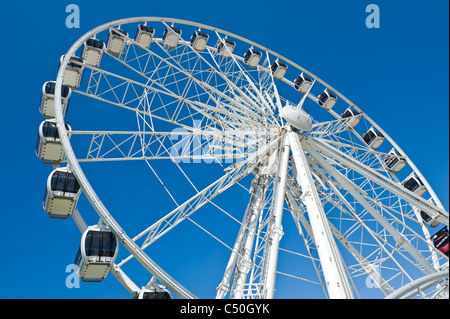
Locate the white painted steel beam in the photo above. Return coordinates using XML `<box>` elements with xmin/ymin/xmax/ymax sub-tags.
<box><xmin>264</xmin><ymin>133</ymin><xmax>290</xmax><ymax>299</ymax></box>
<box><xmin>288</xmin><ymin>131</ymin><xmax>354</xmax><ymax>299</ymax></box>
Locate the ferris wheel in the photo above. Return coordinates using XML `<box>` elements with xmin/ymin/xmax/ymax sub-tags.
<box><xmin>36</xmin><ymin>17</ymin><xmax>449</xmax><ymax>299</ymax></box>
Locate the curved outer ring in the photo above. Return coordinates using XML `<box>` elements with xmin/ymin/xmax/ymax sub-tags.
<box><xmin>54</xmin><ymin>17</ymin><xmax>446</xmax><ymax>298</ymax></box>
<box><xmin>385</xmin><ymin>271</ymin><xmax>448</xmax><ymax>299</ymax></box>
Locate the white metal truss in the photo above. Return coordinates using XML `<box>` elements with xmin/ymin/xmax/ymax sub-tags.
<box><xmin>216</xmin><ymin>172</ymin><xmax>270</xmax><ymax>299</ymax></box>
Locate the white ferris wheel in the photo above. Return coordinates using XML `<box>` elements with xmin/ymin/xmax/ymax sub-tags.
<box><xmin>36</xmin><ymin>17</ymin><xmax>449</xmax><ymax>299</ymax></box>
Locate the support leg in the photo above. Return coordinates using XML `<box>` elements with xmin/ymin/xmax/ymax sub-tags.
<box><xmin>264</xmin><ymin>133</ymin><xmax>290</xmax><ymax>298</ymax></box>
<box><xmin>288</xmin><ymin>132</ymin><xmax>353</xmax><ymax>299</ymax></box>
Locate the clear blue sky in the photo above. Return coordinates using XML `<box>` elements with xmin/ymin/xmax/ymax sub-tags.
<box><xmin>0</xmin><ymin>0</ymin><xmax>448</xmax><ymax>299</ymax></box>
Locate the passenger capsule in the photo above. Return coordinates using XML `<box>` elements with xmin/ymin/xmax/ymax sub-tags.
<box><xmin>217</xmin><ymin>38</ymin><xmax>236</xmax><ymax>58</ymax></box>
<box><xmin>75</xmin><ymin>225</ymin><xmax>119</xmax><ymax>282</ymax></box>
<box><xmin>107</xmin><ymin>28</ymin><xmax>128</xmax><ymax>56</ymax></box>
<box><xmin>43</xmin><ymin>167</ymin><xmax>81</xmax><ymax>218</ymax></box>
<box><xmin>244</xmin><ymin>48</ymin><xmax>262</xmax><ymax>68</ymax></box>
<box><xmin>362</xmin><ymin>127</ymin><xmax>384</xmax><ymax>150</ymax></box>
<box><xmin>280</xmin><ymin>104</ymin><xmax>313</xmax><ymax>131</ymax></box>
<box><xmin>294</xmin><ymin>73</ymin><xmax>313</xmax><ymax>94</ymax></box>
<box><xmin>39</xmin><ymin>81</ymin><xmax>71</xmax><ymax>118</ymax></box>
<box><xmin>60</xmin><ymin>55</ymin><xmax>85</xmax><ymax>88</ymax></box>
<box><xmin>134</xmin><ymin>24</ymin><xmax>154</xmax><ymax>49</ymax></box>
<box><xmin>317</xmin><ymin>89</ymin><xmax>337</xmax><ymax>110</ymax></box>
<box><xmin>191</xmin><ymin>30</ymin><xmax>209</xmax><ymax>52</ymax></box>
<box><xmin>163</xmin><ymin>26</ymin><xmax>182</xmax><ymax>50</ymax></box>
<box><xmin>36</xmin><ymin>119</ymin><xmax>71</xmax><ymax>163</ymax></box>
<box><xmin>341</xmin><ymin>107</ymin><xmax>361</xmax><ymax>128</ymax></box>
<box><xmin>383</xmin><ymin>148</ymin><xmax>407</xmax><ymax>173</ymax></box>
<box><xmin>135</xmin><ymin>287</ymin><xmax>173</xmax><ymax>299</ymax></box>
<box><xmin>420</xmin><ymin>210</ymin><xmax>439</xmax><ymax>228</ymax></box>
<box><xmin>271</xmin><ymin>60</ymin><xmax>288</xmax><ymax>80</ymax></box>
<box><xmin>402</xmin><ymin>174</ymin><xmax>427</xmax><ymax>196</ymax></box>
<box><xmin>81</xmin><ymin>38</ymin><xmax>105</xmax><ymax>67</ymax></box>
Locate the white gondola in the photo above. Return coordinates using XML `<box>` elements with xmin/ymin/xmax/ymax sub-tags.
<box><xmin>340</xmin><ymin>107</ymin><xmax>361</xmax><ymax>128</ymax></box>
<box><xmin>39</xmin><ymin>81</ymin><xmax>71</xmax><ymax>118</ymax></box>
<box><xmin>317</xmin><ymin>89</ymin><xmax>337</xmax><ymax>110</ymax></box>
<box><xmin>217</xmin><ymin>38</ymin><xmax>235</xmax><ymax>58</ymax></box>
<box><xmin>362</xmin><ymin>127</ymin><xmax>385</xmax><ymax>150</ymax></box>
<box><xmin>134</xmin><ymin>278</ymin><xmax>173</xmax><ymax>299</ymax></box>
<box><xmin>36</xmin><ymin>119</ymin><xmax>71</xmax><ymax>163</ymax></box>
<box><xmin>163</xmin><ymin>26</ymin><xmax>182</xmax><ymax>49</ymax></box>
<box><xmin>60</xmin><ymin>55</ymin><xmax>85</xmax><ymax>88</ymax></box>
<box><xmin>107</xmin><ymin>28</ymin><xmax>128</xmax><ymax>56</ymax></box>
<box><xmin>136</xmin><ymin>288</ymin><xmax>173</xmax><ymax>299</ymax></box>
<box><xmin>43</xmin><ymin>167</ymin><xmax>81</xmax><ymax>218</ymax></box>
<box><xmin>134</xmin><ymin>24</ymin><xmax>154</xmax><ymax>49</ymax></box>
<box><xmin>383</xmin><ymin>148</ymin><xmax>407</xmax><ymax>173</ymax></box>
<box><xmin>81</xmin><ymin>38</ymin><xmax>105</xmax><ymax>67</ymax></box>
<box><xmin>294</xmin><ymin>73</ymin><xmax>313</xmax><ymax>94</ymax></box>
<box><xmin>271</xmin><ymin>60</ymin><xmax>288</xmax><ymax>80</ymax></box>
<box><xmin>190</xmin><ymin>30</ymin><xmax>209</xmax><ymax>51</ymax></box>
<box><xmin>243</xmin><ymin>48</ymin><xmax>262</xmax><ymax>68</ymax></box>
<box><xmin>402</xmin><ymin>174</ymin><xmax>427</xmax><ymax>196</ymax></box>
<box><xmin>420</xmin><ymin>210</ymin><xmax>440</xmax><ymax>228</ymax></box>
<box><xmin>75</xmin><ymin>225</ymin><xmax>119</xmax><ymax>282</ymax></box>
